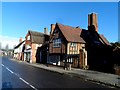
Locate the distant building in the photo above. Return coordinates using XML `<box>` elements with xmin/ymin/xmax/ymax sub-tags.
<box><xmin>14</xmin><ymin>37</ymin><xmax>25</xmax><ymax>60</ymax></box>
<box><xmin>0</xmin><ymin>50</ymin><xmax>4</xmax><ymax>56</ymax></box>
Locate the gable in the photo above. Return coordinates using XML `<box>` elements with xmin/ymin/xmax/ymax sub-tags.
<box><xmin>50</xmin><ymin>24</ymin><xmax>67</xmax><ymax>43</ymax></box>
<box><xmin>57</xmin><ymin>23</ymin><xmax>85</xmax><ymax>43</ymax></box>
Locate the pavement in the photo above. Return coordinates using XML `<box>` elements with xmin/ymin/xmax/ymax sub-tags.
<box><xmin>10</xmin><ymin>58</ymin><xmax>120</xmax><ymax>88</ymax></box>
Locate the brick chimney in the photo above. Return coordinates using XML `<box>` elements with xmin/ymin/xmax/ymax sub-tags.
<box><xmin>88</xmin><ymin>13</ymin><xmax>98</xmax><ymax>32</ymax></box>
<box><xmin>50</xmin><ymin>24</ymin><xmax>55</xmax><ymax>35</ymax></box>
<box><xmin>19</xmin><ymin>37</ymin><xmax>22</xmax><ymax>43</ymax></box>
<box><xmin>44</xmin><ymin>27</ymin><xmax>48</xmax><ymax>34</ymax></box>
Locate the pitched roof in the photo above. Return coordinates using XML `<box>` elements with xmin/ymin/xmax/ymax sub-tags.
<box><xmin>99</xmin><ymin>34</ymin><xmax>111</xmax><ymax>45</ymax></box>
<box><xmin>14</xmin><ymin>40</ymin><xmax>25</xmax><ymax>49</ymax></box>
<box><xmin>113</xmin><ymin>46</ymin><xmax>120</xmax><ymax>51</ymax></box>
<box><xmin>28</xmin><ymin>30</ymin><xmax>49</xmax><ymax>44</ymax></box>
<box><xmin>80</xmin><ymin>29</ymin><xmax>111</xmax><ymax>46</ymax></box>
<box><xmin>56</xmin><ymin>23</ymin><xmax>85</xmax><ymax>43</ymax></box>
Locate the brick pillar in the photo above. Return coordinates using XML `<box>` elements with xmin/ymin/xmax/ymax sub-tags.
<box><xmin>79</xmin><ymin>49</ymin><xmax>83</xmax><ymax>68</ymax></box>
<box><xmin>79</xmin><ymin>48</ymin><xmax>88</xmax><ymax>69</ymax></box>
<box><xmin>84</xmin><ymin>50</ymin><xmax>87</xmax><ymax>66</ymax></box>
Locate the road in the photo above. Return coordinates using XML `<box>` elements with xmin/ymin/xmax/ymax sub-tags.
<box><xmin>1</xmin><ymin>56</ymin><xmax>118</xmax><ymax>89</ymax></box>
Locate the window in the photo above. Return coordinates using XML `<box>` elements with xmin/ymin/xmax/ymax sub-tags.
<box><xmin>70</xmin><ymin>43</ymin><xmax>76</xmax><ymax>47</ymax></box>
<box><xmin>53</xmin><ymin>38</ymin><xmax>61</xmax><ymax>47</ymax></box>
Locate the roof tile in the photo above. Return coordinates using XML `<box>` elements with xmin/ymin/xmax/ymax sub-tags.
<box><xmin>57</xmin><ymin>23</ymin><xmax>85</xmax><ymax>43</ymax></box>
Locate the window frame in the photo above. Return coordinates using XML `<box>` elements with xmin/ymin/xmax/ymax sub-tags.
<box><xmin>53</xmin><ymin>38</ymin><xmax>62</xmax><ymax>48</ymax></box>
<box><xmin>70</xmin><ymin>42</ymin><xmax>76</xmax><ymax>47</ymax></box>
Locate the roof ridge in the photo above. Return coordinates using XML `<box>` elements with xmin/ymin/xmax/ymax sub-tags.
<box><xmin>56</xmin><ymin>23</ymin><xmax>81</xmax><ymax>29</ymax></box>
<box><xmin>28</xmin><ymin>30</ymin><xmax>49</xmax><ymax>36</ymax></box>
<box><xmin>29</xmin><ymin>30</ymin><xmax>43</xmax><ymax>34</ymax></box>
<box><xmin>56</xmin><ymin>23</ymin><xmax>85</xmax><ymax>43</ymax></box>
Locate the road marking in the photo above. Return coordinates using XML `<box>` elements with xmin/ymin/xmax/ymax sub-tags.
<box><xmin>19</xmin><ymin>77</ymin><xmax>30</xmax><ymax>85</ymax></box>
<box><xmin>19</xmin><ymin>77</ymin><xmax>38</xmax><ymax>90</ymax></box>
<box><xmin>2</xmin><ymin>64</ymin><xmax>38</xmax><ymax>90</ymax></box>
<box><xmin>1</xmin><ymin>64</ymin><xmax>4</xmax><ymax>67</ymax></box>
<box><xmin>14</xmin><ymin>73</ymin><xmax>19</xmax><ymax>77</ymax></box>
<box><xmin>5</xmin><ymin>67</ymin><xmax>14</xmax><ymax>74</ymax></box>
<box><xmin>29</xmin><ymin>85</ymin><xmax>38</xmax><ymax>90</ymax></box>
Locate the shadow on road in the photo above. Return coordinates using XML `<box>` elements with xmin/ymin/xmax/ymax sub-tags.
<box><xmin>2</xmin><ymin>82</ymin><xmax>13</xmax><ymax>90</ymax></box>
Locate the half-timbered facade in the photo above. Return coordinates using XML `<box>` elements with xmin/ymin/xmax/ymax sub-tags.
<box><xmin>48</xmin><ymin>23</ymin><xmax>87</xmax><ymax>69</ymax></box>
<box><xmin>48</xmin><ymin>13</ymin><xmax>114</xmax><ymax>72</ymax></box>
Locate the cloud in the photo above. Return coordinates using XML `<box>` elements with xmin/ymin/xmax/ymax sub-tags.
<box><xmin>0</xmin><ymin>35</ymin><xmax>19</xmax><ymax>49</ymax></box>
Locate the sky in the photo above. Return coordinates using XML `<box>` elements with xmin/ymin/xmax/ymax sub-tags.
<box><xmin>0</xmin><ymin>2</ymin><xmax>119</xmax><ymax>49</ymax></box>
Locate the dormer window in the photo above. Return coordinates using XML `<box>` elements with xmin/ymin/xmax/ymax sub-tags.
<box><xmin>53</xmin><ymin>38</ymin><xmax>61</xmax><ymax>47</ymax></box>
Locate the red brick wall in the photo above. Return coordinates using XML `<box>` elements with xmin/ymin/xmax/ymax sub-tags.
<box><xmin>49</xmin><ymin>43</ymin><xmax>66</xmax><ymax>54</ymax></box>
<box><xmin>31</xmin><ymin>43</ymin><xmax>37</xmax><ymax>63</ymax></box>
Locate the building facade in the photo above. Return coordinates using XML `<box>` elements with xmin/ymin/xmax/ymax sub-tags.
<box><xmin>14</xmin><ymin>37</ymin><xmax>25</xmax><ymax>60</ymax></box>
<box><xmin>80</xmin><ymin>13</ymin><xmax>114</xmax><ymax>73</ymax></box>
<box><xmin>48</xmin><ymin>13</ymin><xmax>113</xmax><ymax>72</ymax></box>
<box><xmin>24</xmin><ymin>30</ymin><xmax>49</xmax><ymax>63</ymax></box>
<box><xmin>48</xmin><ymin>23</ymin><xmax>88</xmax><ymax>69</ymax></box>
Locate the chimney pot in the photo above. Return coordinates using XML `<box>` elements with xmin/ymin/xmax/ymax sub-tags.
<box><xmin>44</xmin><ymin>27</ymin><xmax>48</xmax><ymax>34</ymax></box>
<box><xmin>19</xmin><ymin>37</ymin><xmax>22</xmax><ymax>43</ymax></box>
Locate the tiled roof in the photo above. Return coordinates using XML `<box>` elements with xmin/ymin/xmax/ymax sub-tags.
<box><xmin>99</xmin><ymin>34</ymin><xmax>111</xmax><ymax>45</ymax></box>
<box><xmin>113</xmin><ymin>46</ymin><xmax>120</xmax><ymax>51</ymax></box>
<box><xmin>57</xmin><ymin>23</ymin><xmax>86</xmax><ymax>43</ymax></box>
<box><xmin>81</xmin><ymin>29</ymin><xmax>111</xmax><ymax>46</ymax></box>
